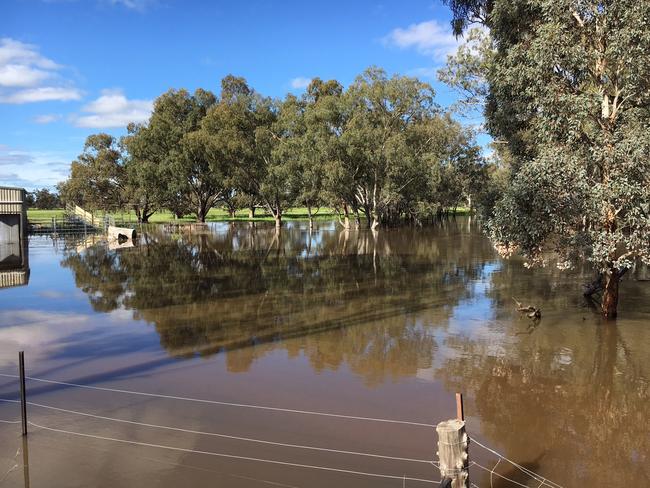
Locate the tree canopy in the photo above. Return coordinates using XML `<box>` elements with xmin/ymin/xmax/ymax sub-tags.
<box><xmin>441</xmin><ymin>0</ymin><xmax>650</xmax><ymax>319</ymax></box>
<box><xmin>60</xmin><ymin>67</ymin><xmax>488</xmax><ymax>227</ymax></box>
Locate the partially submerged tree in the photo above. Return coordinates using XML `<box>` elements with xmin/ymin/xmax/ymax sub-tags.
<box><xmin>258</xmin><ymin>95</ymin><xmax>300</xmax><ymax>228</ymax></box>
<box><xmin>446</xmin><ymin>0</ymin><xmax>650</xmax><ymax>319</ymax></box>
<box><xmin>177</xmin><ymin>128</ymin><xmax>229</xmax><ymax>222</ymax></box>
<box><xmin>344</xmin><ymin>67</ymin><xmax>438</xmax><ymax>229</ymax></box>
<box><xmin>122</xmin><ymin>123</ymin><xmax>166</xmax><ymax>223</ymax></box>
<box><xmin>60</xmin><ymin>70</ymin><xmax>485</xmax><ymax>230</ymax></box>
<box><xmin>289</xmin><ymin>79</ymin><xmax>344</xmax><ymax>228</ymax></box>
<box><xmin>202</xmin><ymin>76</ymin><xmax>285</xmax><ymax>225</ymax></box>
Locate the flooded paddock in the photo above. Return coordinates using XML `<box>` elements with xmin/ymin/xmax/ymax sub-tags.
<box><xmin>0</xmin><ymin>218</ymin><xmax>648</xmax><ymax>487</ymax></box>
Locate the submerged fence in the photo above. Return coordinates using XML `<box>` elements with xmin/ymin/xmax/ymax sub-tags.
<box><xmin>0</xmin><ymin>353</ymin><xmax>565</xmax><ymax>488</ymax></box>
<box><xmin>28</xmin><ymin>203</ymin><xmax>141</xmax><ymax>236</ymax></box>
<box><xmin>28</xmin><ymin>217</ymin><xmax>98</xmax><ymax>235</ymax></box>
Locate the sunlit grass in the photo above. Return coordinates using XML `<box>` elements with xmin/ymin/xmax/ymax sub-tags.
<box><xmin>27</xmin><ymin>206</ymin><xmax>471</xmax><ymax>223</ymax></box>
<box><xmin>27</xmin><ymin>207</ymin><xmax>339</xmax><ymax>223</ymax></box>
<box><xmin>26</xmin><ymin>208</ymin><xmax>66</xmax><ymax>220</ymax></box>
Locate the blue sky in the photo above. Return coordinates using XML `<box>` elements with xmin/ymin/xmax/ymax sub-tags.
<box><xmin>1</xmin><ymin>0</ymin><xmax>469</xmax><ymax>190</ymax></box>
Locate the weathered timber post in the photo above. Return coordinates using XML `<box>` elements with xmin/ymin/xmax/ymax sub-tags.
<box><xmin>437</xmin><ymin>392</ymin><xmax>469</xmax><ymax>487</ymax></box>
<box><xmin>437</xmin><ymin>419</ymin><xmax>469</xmax><ymax>487</ymax></box>
<box><xmin>19</xmin><ymin>351</ymin><xmax>27</xmax><ymax>436</ymax></box>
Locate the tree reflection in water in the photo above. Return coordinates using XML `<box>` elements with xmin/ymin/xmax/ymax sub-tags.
<box><xmin>436</xmin><ymin>260</ymin><xmax>650</xmax><ymax>487</ymax></box>
<box><xmin>61</xmin><ymin>218</ymin><xmax>650</xmax><ymax>485</ymax></box>
<box><xmin>62</xmin><ymin>219</ymin><xmax>488</xmax><ymax>383</ymax></box>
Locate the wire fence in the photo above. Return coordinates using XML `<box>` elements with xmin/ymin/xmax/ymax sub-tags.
<box><xmin>0</xmin><ymin>372</ymin><xmax>565</xmax><ymax>488</ymax></box>
<box><xmin>27</xmin><ymin>217</ymin><xmax>99</xmax><ymax>235</ymax></box>
<box><xmin>28</xmin><ymin>203</ymin><xmax>140</xmax><ymax>236</ymax></box>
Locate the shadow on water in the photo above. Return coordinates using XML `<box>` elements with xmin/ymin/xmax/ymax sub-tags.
<box><xmin>0</xmin><ymin>355</ymin><xmax>177</xmax><ymax>400</ymax></box>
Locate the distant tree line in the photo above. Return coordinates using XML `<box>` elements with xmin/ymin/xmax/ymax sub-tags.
<box><xmin>25</xmin><ymin>188</ymin><xmax>61</xmax><ymax>209</ymax></box>
<box><xmin>58</xmin><ymin>67</ymin><xmax>497</xmax><ymax>228</ymax></box>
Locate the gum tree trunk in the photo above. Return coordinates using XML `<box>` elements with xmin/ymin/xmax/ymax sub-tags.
<box><xmin>342</xmin><ymin>204</ymin><xmax>351</xmax><ymax>229</ymax></box>
<box><xmin>197</xmin><ymin>206</ymin><xmax>207</xmax><ymax>223</ymax></box>
<box><xmin>370</xmin><ymin>210</ymin><xmax>380</xmax><ymax>230</ymax></box>
<box><xmin>601</xmin><ymin>267</ymin><xmax>619</xmax><ymax>320</ymax></box>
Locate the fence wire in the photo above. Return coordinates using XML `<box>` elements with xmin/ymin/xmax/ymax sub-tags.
<box><xmin>0</xmin><ymin>372</ymin><xmax>567</xmax><ymax>488</ymax></box>
<box><xmin>0</xmin><ymin>373</ymin><xmax>435</xmax><ymax>427</ymax></box>
<box><xmin>0</xmin><ymin>398</ymin><xmax>432</xmax><ymax>465</ymax></box>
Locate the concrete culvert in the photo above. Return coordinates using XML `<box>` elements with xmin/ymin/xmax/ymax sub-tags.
<box><xmin>108</xmin><ymin>226</ymin><xmax>137</xmax><ymax>240</ymax></box>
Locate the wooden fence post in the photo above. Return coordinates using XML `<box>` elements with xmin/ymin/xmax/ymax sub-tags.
<box><xmin>436</xmin><ymin>393</ymin><xmax>469</xmax><ymax>487</ymax></box>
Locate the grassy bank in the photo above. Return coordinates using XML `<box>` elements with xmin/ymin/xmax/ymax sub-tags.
<box><xmin>27</xmin><ymin>206</ymin><xmax>471</xmax><ymax>223</ymax></box>
<box><xmin>27</xmin><ymin>207</ymin><xmax>338</xmax><ymax>223</ymax></box>
<box><xmin>27</xmin><ymin>209</ymin><xmax>66</xmax><ymax>220</ymax></box>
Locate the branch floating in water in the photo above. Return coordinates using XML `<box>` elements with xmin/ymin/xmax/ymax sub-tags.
<box><xmin>512</xmin><ymin>297</ymin><xmax>542</xmax><ymax>320</ymax></box>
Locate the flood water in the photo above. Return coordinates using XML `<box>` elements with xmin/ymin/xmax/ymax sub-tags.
<box><xmin>0</xmin><ymin>218</ymin><xmax>648</xmax><ymax>487</ymax></box>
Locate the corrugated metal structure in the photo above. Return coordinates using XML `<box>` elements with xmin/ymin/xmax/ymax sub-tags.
<box><xmin>0</xmin><ymin>186</ymin><xmax>27</xmax><ymax>242</ymax></box>
<box><xmin>0</xmin><ymin>186</ymin><xmax>29</xmax><ymax>288</ymax></box>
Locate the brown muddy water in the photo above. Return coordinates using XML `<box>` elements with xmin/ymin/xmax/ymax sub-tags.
<box><xmin>0</xmin><ymin>218</ymin><xmax>648</xmax><ymax>487</ymax></box>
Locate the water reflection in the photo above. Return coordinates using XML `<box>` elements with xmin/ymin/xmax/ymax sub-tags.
<box><xmin>61</xmin><ymin>219</ymin><xmax>490</xmax><ymax>383</ymax></box>
<box><xmin>0</xmin><ymin>239</ymin><xmax>29</xmax><ymax>288</ymax></box>
<box><xmin>1</xmin><ymin>218</ymin><xmax>648</xmax><ymax>486</ymax></box>
<box><xmin>433</xmin><ymin>251</ymin><xmax>650</xmax><ymax>487</ymax></box>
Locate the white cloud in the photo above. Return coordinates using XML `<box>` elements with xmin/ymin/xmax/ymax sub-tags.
<box><xmin>1</xmin><ymin>86</ymin><xmax>82</xmax><ymax>104</ymax></box>
<box><xmin>384</xmin><ymin>20</ymin><xmax>459</xmax><ymax>61</ymax></box>
<box><xmin>0</xmin><ymin>38</ymin><xmax>59</xmax><ymax>70</ymax></box>
<box><xmin>0</xmin><ymin>38</ymin><xmax>82</xmax><ymax>104</ymax></box>
<box><xmin>33</xmin><ymin>113</ymin><xmax>62</xmax><ymax>124</ymax></box>
<box><xmin>74</xmin><ymin>89</ymin><xmax>152</xmax><ymax>128</ymax></box>
<box><xmin>0</xmin><ymin>145</ymin><xmax>73</xmax><ymax>190</ymax></box>
<box><xmin>290</xmin><ymin>77</ymin><xmax>312</xmax><ymax>89</ymax></box>
<box><xmin>0</xmin><ymin>64</ymin><xmax>51</xmax><ymax>87</ymax></box>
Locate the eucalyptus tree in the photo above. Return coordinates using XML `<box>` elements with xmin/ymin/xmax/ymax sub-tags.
<box><xmin>203</xmin><ymin>76</ymin><xmax>272</xmax><ymax>223</ymax></box>
<box><xmin>204</xmin><ymin>76</ymin><xmax>298</xmax><ymax>228</ymax></box>
<box><xmin>177</xmin><ymin>127</ymin><xmax>230</xmax><ymax>222</ymax></box>
<box><xmin>311</xmin><ymin>81</ymin><xmax>362</xmax><ymax>228</ymax></box>
<box><xmin>125</xmin><ymin>88</ymin><xmax>221</xmax><ymax>222</ymax></box>
<box><xmin>208</xmin><ymin>75</ymin><xmax>264</xmax><ymax>219</ymax></box>
<box><xmin>405</xmin><ymin>113</ymin><xmax>485</xmax><ymax>218</ymax></box>
<box><xmin>343</xmin><ymin>67</ymin><xmax>438</xmax><ymax>229</ymax></box>
<box><xmin>30</xmin><ymin>188</ymin><xmax>61</xmax><ymax>209</ymax></box>
<box><xmin>438</xmin><ymin>27</ymin><xmax>493</xmax><ymax>119</ymax></box>
<box><xmin>58</xmin><ymin>133</ymin><xmax>125</xmax><ymax>212</ymax></box>
<box><xmin>288</xmin><ymin>78</ymin><xmax>345</xmax><ymax>228</ymax></box>
<box><xmin>122</xmin><ymin>123</ymin><xmax>163</xmax><ymax>222</ymax></box>
<box><xmin>445</xmin><ymin>0</ymin><xmax>650</xmax><ymax>318</ymax></box>
<box><xmin>259</xmin><ymin>94</ymin><xmax>302</xmax><ymax>227</ymax></box>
